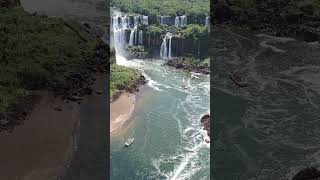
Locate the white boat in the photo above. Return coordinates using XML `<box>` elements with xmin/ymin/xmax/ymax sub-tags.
<box><xmin>124</xmin><ymin>138</ymin><xmax>135</xmax><ymax>147</ymax></box>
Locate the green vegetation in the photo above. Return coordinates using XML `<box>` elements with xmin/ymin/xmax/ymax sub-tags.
<box><xmin>166</xmin><ymin>56</ymin><xmax>210</xmax><ymax>74</ymax></box>
<box><xmin>111</xmin><ymin>0</ymin><xmax>209</xmax><ymax>17</ymax></box>
<box><xmin>110</xmin><ymin>64</ymin><xmax>140</xmax><ymax>99</ymax></box>
<box><xmin>183</xmin><ymin>57</ymin><xmax>210</xmax><ymax>68</ymax></box>
<box><xmin>182</xmin><ymin>24</ymin><xmax>209</xmax><ymax>41</ymax></box>
<box><xmin>145</xmin><ymin>25</ymin><xmax>165</xmax><ymax>36</ymax></box>
<box><xmin>202</xmin><ymin>57</ymin><xmax>210</xmax><ymax>67</ymax></box>
<box><xmin>0</xmin><ymin>7</ymin><xmax>99</xmax><ymax>112</ymax></box>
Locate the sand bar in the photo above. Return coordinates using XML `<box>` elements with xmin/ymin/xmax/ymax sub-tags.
<box><xmin>110</xmin><ymin>92</ymin><xmax>135</xmax><ymax>135</ymax></box>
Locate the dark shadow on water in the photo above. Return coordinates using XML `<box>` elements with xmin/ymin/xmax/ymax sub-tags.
<box><xmin>212</xmin><ymin>88</ymin><xmax>250</xmax><ymax>180</ymax></box>
<box><xmin>63</xmin><ymin>75</ymin><xmax>108</xmax><ymax>180</ymax></box>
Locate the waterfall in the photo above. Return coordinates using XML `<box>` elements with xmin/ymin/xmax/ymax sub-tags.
<box><xmin>142</xmin><ymin>16</ymin><xmax>148</xmax><ymax>25</ymax></box>
<box><xmin>129</xmin><ymin>29</ymin><xmax>135</xmax><ymax>46</ymax></box>
<box><xmin>160</xmin><ymin>32</ymin><xmax>173</xmax><ymax>60</ymax></box>
<box><xmin>111</xmin><ymin>12</ymin><xmax>148</xmax><ymax>58</ymax></box>
<box><xmin>159</xmin><ymin>16</ymin><xmax>165</xmax><ymax>25</ymax></box>
<box><xmin>205</xmin><ymin>16</ymin><xmax>209</xmax><ymax>26</ymax></box>
<box><xmin>139</xmin><ymin>30</ymin><xmax>143</xmax><ymax>45</ymax></box>
<box><xmin>160</xmin><ymin>37</ymin><xmax>168</xmax><ymax>59</ymax></box>
<box><xmin>175</xmin><ymin>15</ymin><xmax>187</xmax><ymax>27</ymax></box>
<box><xmin>181</xmin><ymin>15</ymin><xmax>187</xmax><ymax>26</ymax></box>
<box><xmin>134</xmin><ymin>16</ymin><xmax>139</xmax><ymax>28</ymax></box>
<box><xmin>174</xmin><ymin>17</ymin><xmax>179</xmax><ymax>27</ymax></box>
<box><xmin>158</xmin><ymin>16</ymin><xmax>172</xmax><ymax>25</ymax></box>
<box><xmin>113</xmin><ymin>28</ymin><xmax>127</xmax><ymax>55</ymax></box>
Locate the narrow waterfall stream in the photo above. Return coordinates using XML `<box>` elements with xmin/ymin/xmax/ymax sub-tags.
<box><xmin>160</xmin><ymin>32</ymin><xmax>173</xmax><ymax>60</ymax></box>
<box><xmin>175</xmin><ymin>15</ymin><xmax>187</xmax><ymax>27</ymax></box>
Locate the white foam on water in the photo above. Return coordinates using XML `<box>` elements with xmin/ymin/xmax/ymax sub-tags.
<box><xmin>141</xmin><ymin>71</ymin><xmax>163</xmax><ymax>92</ymax></box>
<box><xmin>256</xmin><ymin>33</ymin><xmax>295</xmax><ymax>53</ymax></box>
<box><xmin>169</xmin><ymin>142</ymin><xmax>206</xmax><ymax>180</ymax></box>
<box><xmin>151</xmin><ymin>159</ymin><xmax>170</xmax><ymax>179</ymax></box>
<box><xmin>115</xmin><ymin>55</ymin><xmax>142</xmax><ymax>68</ymax></box>
<box><xmin>122</xmin><ymin>58</ymin><xmax>210</xmax><ymax>179</ymax></box>
<box><xmin>256</xmin><ymin>34</ymin><xmax>296</xmax><ymax>42</ymax></box>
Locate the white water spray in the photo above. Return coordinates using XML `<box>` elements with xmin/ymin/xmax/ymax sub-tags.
<box><xmin>205</xmin><ymin>16</ymin><xmax>209</xmax><ymax>26</ymax></box>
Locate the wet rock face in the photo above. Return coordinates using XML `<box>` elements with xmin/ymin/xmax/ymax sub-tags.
<box><xmin>292</xmin><ymin>167</ymin><xmax>320</xmax><ymax>180</ymax></box>
<box><xmin>0</xmin><ymin>0</ymin><xmax>20</xmax><ymax>8</ymax></box>
<box><xmin>200</xmin><ymin>114</ymin><xmax>210</xmax><ymax>137</ymax></box>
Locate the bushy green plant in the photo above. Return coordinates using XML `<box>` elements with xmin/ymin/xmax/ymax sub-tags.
<box><xmin>110</xmin><ymin>64</ymin><xmax>140</xmax><ymax>98</ymax></box>
<box><xmin>182</xmin><ymin>24</ymin><xmax>209</xmax><ymax>41</ymax></box>
<box><xmin>145</xmin><ymin>25</ymin><xmax>165</xmax><ymax>35</ymax></box>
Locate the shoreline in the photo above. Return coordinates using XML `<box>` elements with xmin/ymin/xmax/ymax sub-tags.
<box><xmin>110</xmin><ymin>91</ymin><xmax>135</xmax><ymax>135</ymax></box>
<box><xmin>0</xmin><ymin>91</ymin><xmax>80</xmax><ymax>180</ymax></box>
<box><xmin>0</xmin><ymin>0</ymin><xmax>108</xmax><ymax>179</ymax></box>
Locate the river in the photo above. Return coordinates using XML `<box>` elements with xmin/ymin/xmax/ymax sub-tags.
<box><xmin>212</xmin><ymin>28</ymin><xmax>320</xmax><ymax>180</ymax></box>
<box><xmin>110</xmin><ymin>57</ymin><xmax>210</xmax><ymax>180</ymax></box>
<box><xmin>110</xmin><ymin>8</ymin><xmax>210</xmax><ymax>179</ymax></box>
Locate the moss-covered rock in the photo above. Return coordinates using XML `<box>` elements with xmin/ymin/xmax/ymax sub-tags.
<box><xmin>110</xmin><ymin>64</ymin><xmax>146</xmax><ymax>101</ymax></box>
<box><xmin>126</xmin><ymin>45</ymin><xmax>149</xmax><ymax>59</ymax></box>
<box><xmin>165</xmin><ymin>56</ymin><xmax>210</xmax><ymax>75</ymax></box>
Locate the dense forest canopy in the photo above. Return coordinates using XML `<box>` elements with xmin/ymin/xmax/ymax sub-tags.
<box><xmin>111</xmin><ymin>0</ymin><xmax>210</xmax><ymax>17</ymax></box>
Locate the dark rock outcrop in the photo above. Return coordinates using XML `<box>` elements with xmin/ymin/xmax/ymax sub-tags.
<box><xmin>166</xmin><ymin>57</ymin><xmax>210</xmax><ymax>75</ymax></box>
<box><xmin>200</xmin><ymin>114</ymin><xmax>210</xmax><ymax>141</ymax></box>
<box><xmin>56</xmin><ymin>39</ymin><xmax>108</xmax><ymax>103</ymax></box>
<box><xmin>126</xmin><ymin>74</ymin><xmax>146</xmax><ymax>94</ymax></box>
<box><xmin>292</xmin><ymin>167</ymin><xmax>320</xmax><ymax>180</ymax></box>
<box><xmin>127</xmin><ymin>45</ymin><xmax>149</xmax><ymax>59</ymax></box>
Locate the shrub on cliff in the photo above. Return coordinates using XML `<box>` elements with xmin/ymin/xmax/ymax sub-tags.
<box><xmin>145</xmin><ymin>25</ymin><xmax>165</xmax><ymax>36</ymax></box>
<box><xmin>182</xmin><ymin>24</ymin><xmax>209</xmax><ymax>41</ymax></box>
<box><xmin>127</xmin><ymin>45</ymin><xmax>149</xmax><ymax>59</ymax></box>
<box><xmin>110</xmin><ymin>64</ymin><xmax>141</xmax><ymax>99</ymax></box>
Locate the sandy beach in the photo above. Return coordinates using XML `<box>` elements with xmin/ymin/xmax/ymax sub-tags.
<box><xmin>0</xmin><ymin>92</ymin><xmax>79</xmax><ymax>180</ymax></box>
<box><xmin>110</xmin><ymin>92</ymin><xmax>135</xmax><ymax>135</ymax></box>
